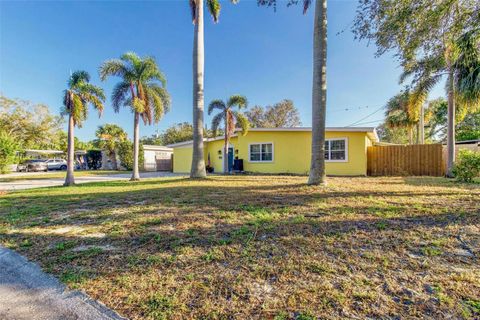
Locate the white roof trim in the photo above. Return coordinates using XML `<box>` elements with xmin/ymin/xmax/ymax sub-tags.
<box><xmin>166</xmin><ymin>135</ymin><xmax>234</xmax><ymax>148</ymax></box>
<box><xmin>142</xmin><ymin>145</ymin><xmax>173</xmax><ymax>151</ymax></box>
<box><xmin>167</xmin><ymin>127</ymin><xmax>378</xmax><ymax>148</ymax></box>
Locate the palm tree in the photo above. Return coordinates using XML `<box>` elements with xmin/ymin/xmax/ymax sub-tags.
<box><xmin>384</xmin><ymin>91</ymin><xmax>419</xmax><ymax>144</ymax></box>
<box><xmin>95</xmin><ymin>124</ymin><xmax>127</xmax><ymax>170</ymax></box>
<box><xmin>99</xmin><ymin>52</ymin><xmax>171</xmax><ymax>181</ymax></box>
<box><xmin>258</xmin><ymin>0</ymin><xmax>327</xmax><ymax>185</ymax></box>
<box><xmin>189</xmin><ymin>0</ymin><xmax>240</xmax><ymax>178</ymax></box>
<box><xmin>400</xmin><ymin>29</ymin><xmax>480</xmax><ymax>177</ymax></box>
<box><xmin>208</xmin><ymin>95</ymin><xmax>249</xmax><ymax>174</ymax></box>
<box><xmin>62</xmin><ymin>71</ymin><xmax>105</xmax><ymax>186</ymax></box>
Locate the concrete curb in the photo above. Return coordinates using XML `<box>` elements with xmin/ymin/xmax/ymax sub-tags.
<box><xmin>0</xmin><ymin>246</ymin><xmax>127</xmax><ymax>320</ymax></box>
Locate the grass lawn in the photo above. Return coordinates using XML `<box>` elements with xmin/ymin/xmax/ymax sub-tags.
<box><xmin>0</xmin><ymin>170</ymin><xmax>130</xmax><ymax>182</ymax></box>
<box><xmin>0</xmin><ymin>176</ymin><xmax>479</xmax><ymax>319</ymax></box>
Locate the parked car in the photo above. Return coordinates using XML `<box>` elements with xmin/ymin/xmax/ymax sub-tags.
<box><xmin>16</xmin><ymin>160</ymin><xmax>48</xmax><ymax>172</ymax></box>
<box><xmin>46</xmin><ymin>158</ymin><xmax>67</xmax><ymax>170</ymax></box>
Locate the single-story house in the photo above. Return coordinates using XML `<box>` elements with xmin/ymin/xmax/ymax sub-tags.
<box><xmin>143</xmin><ymin>145</ymin><xmax>173</xmax><ymax>171</ymax></box>
<box><xmin>168</xmin><ymin>127</ymin><xmax>379</xmax><ymax>176</ymax></box>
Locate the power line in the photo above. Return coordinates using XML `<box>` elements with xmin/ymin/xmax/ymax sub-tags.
<box><xmin>346</xmin><ymin>106</ymin><xmax>386</xmax><ymax>127</ymax></box>
<box><xmin>347</xmin><ymin>119</ymin><xmax>384</xmax><ymax>126</ymax></box>
<box><xmin>328</xmin><ymin>105</ymin><xmax>374</xmax><ymax>114</ymax></box>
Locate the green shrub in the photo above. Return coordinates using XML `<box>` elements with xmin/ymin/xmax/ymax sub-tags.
<box><xmin>0</xmin><ymin>131</ymin><xmax>18</xmax><ymax>173</ymax></box>
<box><xmin>453</xmin><ymin>150</ymin><xmax>480</xmax><ymax>182</ymax></box>
<box><xmin>117</xmin><ymin>140</ymin><xmax>144</xmax><ymax>171</ymax></box>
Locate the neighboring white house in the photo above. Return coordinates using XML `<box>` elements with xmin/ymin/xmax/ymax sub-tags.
<box><xmin>143</xmin><ymin>145</ymin><xmax>173</xmax><ymax>172</ymax></box>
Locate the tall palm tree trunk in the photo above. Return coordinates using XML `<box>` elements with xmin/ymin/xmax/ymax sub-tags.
<box><xmin>111</xmin><ymin>151</ymin><xmax>118</xmax><ymax>170</ymax></box>
<box><xmin>446</xmin><ymin>67</ymin><xmax>456</xmax><ymax>177</ymax></box>
<box><xmin>408</xmin><ymin>127</ymin><xmax>413</xmax><ymax>145</ymax></box>
<box><xmin>308</xmin><ymin>0</ymin><xmax>327</xmax><ymax>186</ymax></box>
<box><xmin>131</xmin><ymin>111</ymin><xmax>140</xmax><ymax>181</ymax></box>
<box><xmin>64</xmin><ymin>113</ymin><xmax>75</xmax><ymax>186</ymax></box>
<box><xmin>224</xmin><ymin>115</ymin><xmax>229</xmax><ymax>174</ymax></box>
<box><xmin>190</xmin><ymin>0</ymin><xmax>207</xmax><ymax>178</ymax></box>
<box><xmin>419</xmin><ymin>103</ymin><xmax>425</xmax><ymax>144</ymax></box>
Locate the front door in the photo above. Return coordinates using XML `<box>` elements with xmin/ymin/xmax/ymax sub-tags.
<box><xmin>228</xmin><ymin>148</ymin><xmax>234</xmax><ymax>172</ymax></box>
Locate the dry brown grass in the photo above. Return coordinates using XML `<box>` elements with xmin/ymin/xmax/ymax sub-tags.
<box><xmin>0</xmin><ymin>176</ymin><xmax>479</xmax><ymax>319</ymax></box>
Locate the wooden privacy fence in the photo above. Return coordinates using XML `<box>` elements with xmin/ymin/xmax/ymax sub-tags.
<box><xmin>367</xmin><ymin>144</ymin><xmax>445</xmax><ymax>176</ymax></box>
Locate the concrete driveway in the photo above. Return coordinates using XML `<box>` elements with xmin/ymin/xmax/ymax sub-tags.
<box><xmin>0</xmin><ymin>171</ymin><xmax>182</xmax><ymax>191</ymax></box>
<box><xmin>0</xmin><ymin>246</ymin><xmax>125</xmax><ymax>320</ymax></box>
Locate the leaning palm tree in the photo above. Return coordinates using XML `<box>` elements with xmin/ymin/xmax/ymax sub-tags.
<box><xmin>189</xmin><ymin>0</ymin><xmax>240</xmax><ymax>178</ymax></box>
<box><xmin>62</xmin><ymin>71</ymin><xmax>105</xmax><ymax>186</ymax></box>
<box><xmin>95</xmin><ymin>124</ymin><xmax>127</xmax><ymax>170</ymax></box>
<box><xmin>208</xmin><ymin>95</ymin><xmax>249</xmax><ymax>174</ymax></box>
<box><xmin>99</xmin><ymin>52</ymin><xmax>171</xmax><ymax>181</ymax></box>
<box><xmin>258</xmin><ymin>0</ymin><xmax>327</xmax><ymax>185</ymax></box>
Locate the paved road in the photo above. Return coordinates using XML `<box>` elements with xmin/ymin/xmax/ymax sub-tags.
<box><xmin>0</xmin><ymin>246</ymin><xmax>126</xmax><ymax>320</ymax></box>
<box><xmin>0</xmin><ymin>171</ymin><xmax>182</xmax><ymax>191</ymax></box>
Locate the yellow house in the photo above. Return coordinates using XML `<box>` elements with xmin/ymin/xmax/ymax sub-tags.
<box><xmin>168</xmin><ymin>127</ymin><xmax>378</xmax><ymax>176</ymax></box>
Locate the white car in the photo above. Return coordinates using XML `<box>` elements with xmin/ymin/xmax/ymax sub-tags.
<box><xmin>46</xmin><ymin>159</ymin><xmax>67</xmax><ymax>170</ymax></box>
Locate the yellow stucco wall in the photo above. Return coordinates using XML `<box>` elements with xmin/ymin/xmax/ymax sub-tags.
<box><xmin>172</xmin><ymin>146</ymin><xmax>193</xmax><ymax>173</ymax></box>
<box><xmin>173</xmin><ymin>131</ymin><xmax>373</xmax><ymax>176</ymax></box>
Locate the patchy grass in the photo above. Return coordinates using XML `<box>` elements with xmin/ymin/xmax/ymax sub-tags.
<box><xmin>0</xmin><ymin>176</ymin><xmax>479</xmax><ymax>319</ymax></box>
<box><xmin>0</xmin><ymin>170</ymin><xmax>128</xmax><ymax>182</ymax></box>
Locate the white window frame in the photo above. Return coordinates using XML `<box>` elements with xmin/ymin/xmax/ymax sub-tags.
<box><xmin>325</xmin><ymin>137</ymin><xmax>348</xmax><ymax>163</ymax></box>
<box><xmin>248</xmin><ymin>142</ymin><xmax>274</xmax><ymax>163</ymax></box>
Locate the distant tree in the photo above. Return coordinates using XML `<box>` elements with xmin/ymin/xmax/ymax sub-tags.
<box><xmin>95</xmin><ymin>124</ymin><xmax>128</xmax><ymax>170</ymax></box>
<box><xmin>62</xmin><ymin>71</ymin><xmax>105</xmax><ymax>186</ymax></box>
<box><xmin>0</xmin><ymin>131</ymin><xmax>18</xmax><ymax>173</ymax></box>
<box><xmin>100</xmin><ymin>52</ymin><xmax>171</xmax><ymax>181</ymax></box>
<box><xmin>208</xmin><ymin>95</ymin><xmax>249</xmax><ymax>174</ymax></box>
<box><xmin>0</xmin><ymin>95</ymin><xmax>63</xmax><ymax>150</ymax></box>
<box><xmin>376</xmin><ymin>124</ymin><xmax>409</xmax><ymax>145</ymax></box>
<box><xmin>140</xmin><ymin>134</ymin><xmax>163</xmax><ymax>146</ymax></box>
<box><xmin>456</xmin><ymin>111</ymin><xmax>480</xmax><ymax>141</ymax></box>
<box><xmin>117</xmin><ymin>140</ymin><xmax>144</xmax><ymax>171</ymax></box>
<box><xmin>245</xmin><ymin>105</ymin><xmax>266</xmax><ymax>128</ymax></box>
<box><xmin>161</xmin><ymin>122</ymin><xmax>194</xmax><ymax>145</ymax></box>
<box><xmin>246</xmin><ymin>99</ymin><xmax>302</xmax><ymax>128</ymax></box>
<box><xmin>353</xmin><ymin>1</ymin><xmax>480</xmax><ymax>176</ymax></box>
<box><xmin>426</xmin><ymin>98</ymin><xmax>480</xmax><ymax>142</ymax></box>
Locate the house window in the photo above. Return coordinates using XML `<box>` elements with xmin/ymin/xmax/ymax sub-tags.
<box><xmin>324</xmin><ymin>138</ymin><xmax>347</xmax><ymax>161</ymax></box>
<box><xmin>249</xmin><ymin>143</ymin><xmax>273</xmax><ymax>162</ymax></box>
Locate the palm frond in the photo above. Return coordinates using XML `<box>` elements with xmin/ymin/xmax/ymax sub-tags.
<box><xmin>207</xmin><ymin>0</ymin><xmax>221</xmax><ymax>23</ymax></box>
<box><xmin>81</xmin><ymin>91</ymin><xmax>104</xmax><ymax>117</ymax></box>
<box><xmin>111</xmin><ymin>81</ymin><xmax>130</xmax><ymax>113</ymax></box>
<box><xmin>302</xmin><ymin>0</ymin><xmax>312</xmax><ymax>14</ymax></box>
<box><xmin>69</xmin><ymin>70</ymin><xmax>90</xmax><ymax>88</ymax></box>
<box><xmin>71</xmin><ymin>94</ymin><xmax>86</xmax><ymax>127</ymax></box>
<box><xmin>121</xmin><ymin>52</ymin><xmax>142</xmax><ymax>73</ymax></box>
<box><xmin>455</xmin><ymin>28</ymin><xmax>480</xmax><ymax>110</ymax></box>
<box><xmin>190</xmin><ymin>0</ymin><xmax>197</xmax><ymax>23</ymax></box>
<box><xmin>145</xmin><ymin>86</ymin><xmax>166</xmax><ymax>123</ymax></box>
<box><xmin>227</xmin><ymin>94</ymin><xmax>248</xmax><ymax>109</ymax></box>
<box><xmin>210</xmin><ymin>112</ymin><xmax>224</xmax><ymax>136</ymax></box>
<box><xmin>99</xmin><ymin>59</ymin><xmax>128</xmax><ymax>81</ymax></box>
<box><xmin>208</xmin><ymin>99</ymin><xmax>226</xmax><ymax>115</ymax></box>
<box><xmin>149</xmin><ymin>84</ymin><xmax>171</xmax><ymax>114</ymax></box>
<box><xmin>143</xmin><ymin>57</ymin><xmax>167</xmax><ymax>86</ymax></box>
<box><xmin>409</xmin><ymin>74</ymin><xmax>441</xmax><ymax>120</ymax></box>
<box><xmin>233</xmin><ymin>111</ymin><xmax>250</xmax><ymax>135</ymax></box>
<box><xmin>81</xmin><ymin>83</ymin><xmax>106</xmax><ymax>101</ymax></box>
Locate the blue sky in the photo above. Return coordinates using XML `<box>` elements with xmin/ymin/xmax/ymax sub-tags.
<box><xmin>0</xmin><ymin>0</ymin><xmax>443</xmax><ymax>141</ymax></box>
